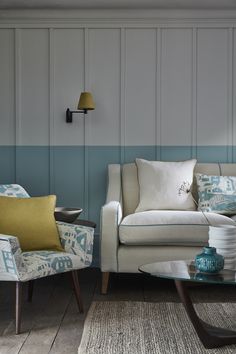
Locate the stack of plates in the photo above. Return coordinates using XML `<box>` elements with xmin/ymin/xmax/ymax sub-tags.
<box><xmin>209</xmin><ymin>225</ymin><xmax>236</xmax><ymax>270</ymax></box>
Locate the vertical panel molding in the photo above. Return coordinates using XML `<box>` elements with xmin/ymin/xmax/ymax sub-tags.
<box><xmin>159</xmin><ymin>28</ymin><xmax>162</xmax><ymax>159</ymax></box>
<box><xmin>196</xmin><ymin>28</ymin><xmax>229</xmax><ymax>163</ymax></box>
<box><xmin>14</xmin><ymin>28</ymin><xmax>21</xmax><ymax>182</ymax></box>
<box><xmin>84</xmin><ymin>27</ymin><xmax>89</xmax><ymax>219</ymax></box>
<box><xmin>155</xmin><ymin>28</ymin><xmax>161</xmax><ymax>160</ymax></box>
<box><xmin>120</xmin><ymin>27</ymin><xmax>125</xmax><ymax>163</ymax></box>
<box><xmin>227</xmin><ymin>27</ymin><xmax>233</xmax><ymax>163</ymax></box>
<box><xmin>233</xmin><ymin>29</ymin><xmax>236</xmax><ymax>161</ymax></box>
<box><xmin>49</xmin><ymin>28</ymin><xmax>54</xmax><ymax>194</ymax></box>
<box><xmin>191</xmin><ymin>27</ymin><xmax>197</xmax><ymax>159</ymax></box>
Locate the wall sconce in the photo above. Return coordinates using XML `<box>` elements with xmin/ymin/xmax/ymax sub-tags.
<box><xmin>66</xmin><ymin>92</ymin><xmax>95</xmax><ymax>123</ymax></box>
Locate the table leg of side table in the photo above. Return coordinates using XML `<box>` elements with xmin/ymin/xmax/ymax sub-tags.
<box><xmin>174</xmin><ymin>280</ymin><xmax>236</xmax><ymax>349</ymax></box>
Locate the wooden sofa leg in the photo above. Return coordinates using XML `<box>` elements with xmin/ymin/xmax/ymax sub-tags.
<box><xmin>16</xmin><ymin>282</ymin><xmax>22</xmax><ymax>335</ymax></box>
<box><xmin>101</xmin><ymin>272</ymin><xmax>110</xmax><ymax>295</ymax></box>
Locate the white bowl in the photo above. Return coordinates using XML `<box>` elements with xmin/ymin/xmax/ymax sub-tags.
<box><xmin>208</xmin><ymin>233</ymin><xmax>236</xmax><ymax>240</ymax></box>
<box><xmin>209</xmin><ymin>224</ymin><xmax>236</xmax><ymax>230</ymax></box>
<box><xmin>209</xmin><ymin>228</ymin><xmax>236</xmax><ymax>234</ymax></box>
<box><xmin>223</xmin><ymin>258</ymin><xmax>236</xmax><ymax>262</ymax></box>
<box><xmin>224</xmin><ymin>265</ymin><xmax>236</xmax><ymax>270</ymax></box>
<box><xmin>209</xmin><ymin>225</ymin><xmax>236</xmax><ymax>235</ymax></box>
<box><xmin>214</xmin><ymin>249</ymin><xmax>236</xmax><ymax>257</ymax></box>
<box><xmin>209</xmin><ymin>241</ymin><xmax>236</xmax><ymax>249</ymax></box>
<box><xmin>209</xmin><ymin>236</ymin><xmax>236</xmax><ymax>241</ymax></box>
<box><xmin>54</xmin><ymin>207</ymin><xmax>83</xmax><ymax>223</ymax></box>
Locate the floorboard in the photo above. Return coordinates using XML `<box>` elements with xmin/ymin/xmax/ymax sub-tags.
<box><xmin>0</xmin><ymin>268</ymin><xmax>236</xmax><ymax>354</ymax></box>
<box><xmin>0</xmin><ymin>279</ymin><xmax>55</xmax><ymax>354</ymax></box>
<box><xmin>93</xmin><ymin>273</ymin><xmax>144</xmax><ymax>302</ymax></box>
<box><xmin>49</xmin><ymin>273</ymin><xmax>97</xmax><ymax>354</ymax></box>
<box><xmin>18</xmin><ymin>277</ymin><xmax>72</xmax><ymax>354</ymax></box>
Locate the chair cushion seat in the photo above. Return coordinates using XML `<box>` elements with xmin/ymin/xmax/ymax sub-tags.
<box><xmin>19</xmin><ymin>250</ymin><xmax>88</xmax><ymax>282</ymax></box>
<box><xmin>119</xmin><ymin>210</ymin><xmax>235</xmax><ymax>246</ymax></box>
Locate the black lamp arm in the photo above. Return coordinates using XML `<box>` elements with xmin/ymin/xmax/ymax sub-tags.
<box><xmin>66</xmin><ymin>108</ymin><xmax>88</xmax><ymax>123</ymax></box>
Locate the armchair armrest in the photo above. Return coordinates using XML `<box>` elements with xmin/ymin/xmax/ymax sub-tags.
<box><xmin>56</xmin><ymin>222</ymin><xmax>94</xmax><ymax>267</ymax></box>
<box><xmin>100</xmin><ymin>201</ymin><xmax>122</xmax><ymax>272</ymax></box>
<box><xmin>0</xmin><ymin>234</ymin><xmax>22</xmax><ymax>281</ymax></box>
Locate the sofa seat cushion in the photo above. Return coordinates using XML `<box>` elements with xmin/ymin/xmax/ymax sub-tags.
<box><xmin>230</xmin><ymin>215</ymin><xmax>236</xmax><ymax>222</ymax></box>
<box><xmin>119</xmin><ymin>211</ymin><xmax>235</xmax><ymax>246</ymax></box>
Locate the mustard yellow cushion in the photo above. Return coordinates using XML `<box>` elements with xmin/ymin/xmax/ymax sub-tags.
<box><xmin>0</xmin><ymin>195</ymin><xmax>63</xmax><ymax>252</ymax></box>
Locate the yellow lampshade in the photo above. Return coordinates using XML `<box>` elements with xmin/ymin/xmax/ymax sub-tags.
<box><xmin>77</xmin><ymin>92</ymin><xmax>95</xmax><ymax>111</ymax></box>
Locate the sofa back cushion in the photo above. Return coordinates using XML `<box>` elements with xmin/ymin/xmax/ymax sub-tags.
<box><xmin>122</xmin><ymin>163</ymin><xmax>139</xmax><ymax>216</ymax></box>
<box><xmin>122</xmin><ymin>162</ymin><xmax>236</xmax><ymax>216</ymax></box>
<box><xmin>135</xmin><ymin>158</ymin><xmax>197</xmax><ymax>212</ymax></box>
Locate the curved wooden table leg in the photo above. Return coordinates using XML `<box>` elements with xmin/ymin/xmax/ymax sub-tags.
<box><xmin>175</xmin><ymin>280</ymin><xmax>236</xmax><ymax>349</ymax></box>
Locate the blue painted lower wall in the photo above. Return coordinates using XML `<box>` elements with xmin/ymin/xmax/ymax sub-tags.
<box><xmin>0</xmin><ymin>145</ymin><xmax>235</xmax><ymax>267</ymax></box>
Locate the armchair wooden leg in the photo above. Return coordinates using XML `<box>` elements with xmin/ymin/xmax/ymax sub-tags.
<box><xmin>101</xmin><ymin>272</ymin><xmax>110</xmax><ymax>295</ymax></box>
<box><xmin>28</xmin><ymin>280</ymin><xmax>34</xmax><ymax>302</ymax></box>
<box><xmin>71</xmin><ymin>271</ymin><xmax>83</xmax><ymax>313</ymax></box>
<box><xmin>16</xmin><ymin>282</ymin><xmax>22</xmax><ymax>335</ymax></box>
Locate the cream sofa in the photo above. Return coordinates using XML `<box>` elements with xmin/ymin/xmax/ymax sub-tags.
<box><xmin>100</xmin><ymin>162</ymin><xmax>236</xmax><ymax>293</ymax></box>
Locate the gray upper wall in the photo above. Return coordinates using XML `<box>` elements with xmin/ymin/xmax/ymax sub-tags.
<box><xmin>0</xmin><ymin>11</ymin><xmax>235</xmax><ymax>148</ymax></box>
<box><xmin>1</xmin><ymin>0</ymin><xmax>236</xmax><ymax>10</ymax></box>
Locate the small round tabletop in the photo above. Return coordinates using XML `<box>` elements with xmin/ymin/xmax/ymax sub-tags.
<box><xmin>73</xmin><ymin>219</ymin><xmax>96</xmax><ymax>229</ymax></box>
<box><xmin>139</xmin><ymin>260</ymin><xmax>236</xmax><ymax>285</ymax></box>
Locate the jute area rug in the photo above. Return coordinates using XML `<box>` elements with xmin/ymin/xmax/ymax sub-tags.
<box><xmin>78</xmin><ymin>301</ymin><xmax>236</xmax><ymax>354</ymax></box>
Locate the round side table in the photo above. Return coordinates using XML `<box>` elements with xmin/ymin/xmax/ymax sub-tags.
<box><xmin>73</xmin><ymin>219</ymin><xmax>96</xmax><ymax>229</ymax></box>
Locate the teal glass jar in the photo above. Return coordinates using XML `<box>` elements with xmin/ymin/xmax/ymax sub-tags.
<box><xmin>195</xmin><ymin>246</ymin><xmax>224</xmax><ymax>274</ymax></box>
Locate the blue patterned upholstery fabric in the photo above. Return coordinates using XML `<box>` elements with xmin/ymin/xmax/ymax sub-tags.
<box><xmin>57</xmin><ymin>222</ymin><xmax>93</xmax><ymax>264</ymax></box>
<box><xmin>0</xmin><ymin>235</ymin><xmax>21</xmax><ymax>281</ymax></box>
<box><xmin>0</xmin><ymin>184</ymin><xmax>94</xmax><ymax>282</ymax></box>
<box><xmin>0</xmin><ymin>222</ymin><xmax>94</xmax><ymax>282</ymax></box>
<box><xmin>196</xmin><ymin>173</ymin><xmax>236</xmax><ymax>214</ymax></box>
<box><xmin>0</xmin><ymin>184</ymin><xmax>30</xmax><ymax>198</ymax></box>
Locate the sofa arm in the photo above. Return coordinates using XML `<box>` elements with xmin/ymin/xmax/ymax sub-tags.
<box><xmin>100</xmin><ymin>201</ymin><xmax>122</xmax><ymax>272</ymax></box>
<box><xmin>106</xmin><ymin>164</ymin><xmax>122</xmax><ymax>204</ymax></box>
<box><xmin>0</xmin><ymin>234</ymin><xmax>22</xmax><ymax>281</ymax></box>
<box><xmin>56</xmin><ymin>222</ymin><xmax>94</xmax><ymax>267</ymax></box>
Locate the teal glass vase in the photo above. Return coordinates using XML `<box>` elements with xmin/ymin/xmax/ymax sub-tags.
<box><xmin>195</xmin><ymin>246</ymin><xmax>224</xmax><ymax>274</ymax></box>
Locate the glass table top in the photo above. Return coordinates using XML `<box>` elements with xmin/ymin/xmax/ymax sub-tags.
<box><xmin>139</xmin><ymin>260</ymin><xmax>236</xmax><ymax>285</ymax></box>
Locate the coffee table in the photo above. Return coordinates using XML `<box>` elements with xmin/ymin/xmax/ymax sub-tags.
<box><xmin>139</xmin><ymin>260</ymin><xmax>236</xmax><ymax>349</ymax></box>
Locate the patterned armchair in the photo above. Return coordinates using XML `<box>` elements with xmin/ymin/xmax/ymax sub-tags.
<box><xmin>0</xmin><ymin>185</ymin><xmax>94</xmax><ymax>334</ymax></box>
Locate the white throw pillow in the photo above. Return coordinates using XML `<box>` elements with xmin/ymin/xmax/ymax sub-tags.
<box><xmin>135</xmin><ymin>158</ymin><xmax>197</xmax><ymax>212</ymax></box>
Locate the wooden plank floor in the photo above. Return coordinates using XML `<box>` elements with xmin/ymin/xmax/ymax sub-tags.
<box><xmin>0</xmin><ymin>269</ymin><xmax>236</xmax><ymax>354</ymax></box>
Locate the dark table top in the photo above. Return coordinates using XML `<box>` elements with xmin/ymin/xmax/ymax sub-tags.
<box><xmin>73</xmin><ymin>219</ymin><xmax>96</xmax><ymax>229</ymax></box>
